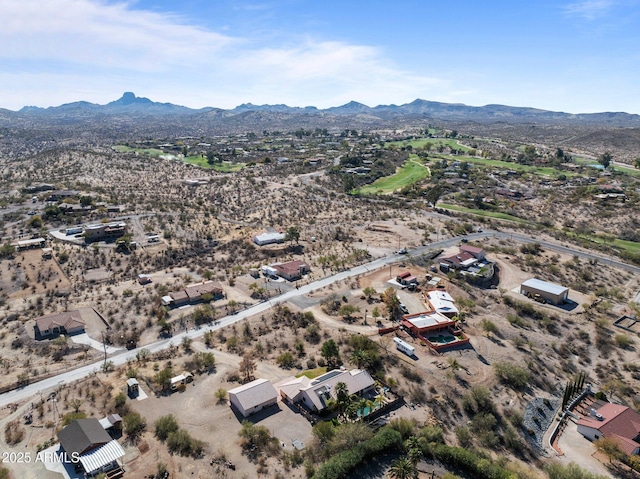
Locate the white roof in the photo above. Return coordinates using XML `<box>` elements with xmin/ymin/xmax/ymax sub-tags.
<box><xmin>426</xmin><ymin>291</ymin><xmax>458</xmax><ymax>315</ymax></box>
<box><xmin>299</xmin><ymin>369</ymin><xmax>375</xmax><ymax>411</ymax></box>
<box><xmin>254</xmin><ymin>232</ymin><xmax>285</xmax><ymax>242</ymax></box>
<box><xmin>78</xmin><ymin>439</ymin><xmax>125</xmax><ymax>474</ymax></box>
<box><xmin>522</xmin><ymin>278</ymin><xmax>568</xmax><ymax>295</ymax></box>
<box><xmin>405</xmin><ymin>312</ymin><xmax>452</xmax><ymax>329</ymax></box>
<box><xmin>229</xmin><ymin>378</ymin><xmax>278</xmax><ymax>411</ymax></box>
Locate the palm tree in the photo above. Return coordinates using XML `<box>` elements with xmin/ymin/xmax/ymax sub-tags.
<box><xmin>405</xmin><ymin>436</ymin><xmax>423</xmax><ymax>465</ymax></box>
<box><xmin>350</xmin><ymin>349</ymin><xmax>370</xmax><ymax>369</ymax></box>
<box><xmin>334</xmin><ymin>382</ymin><xmax>351</xmax><ymax>419</ymax></box>
<box><xmin>387</xmin><ymin>457</ymin><xmax>418</xmax><ymax>479</ymax></box>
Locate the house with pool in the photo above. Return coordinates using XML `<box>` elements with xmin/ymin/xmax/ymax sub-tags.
<box><xmin>401</xmin><ymin>311</ymin><xmax>469</xmax><ymax>351</ymax></box>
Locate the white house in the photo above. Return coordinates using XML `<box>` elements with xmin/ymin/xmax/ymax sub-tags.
<box><xmin>253</xmin><ymin>232</ymin><xmax>286</xmax><ymax>246</ymax></box>
<box><xmin>228</xmin><ymin>378</ymin><xmax>278</xmax><ymax>417</ymax></box>
<box><xmin>276</xmin><ymin>369</ymin><xmax>375</xmax><ymax>412</ymax></box>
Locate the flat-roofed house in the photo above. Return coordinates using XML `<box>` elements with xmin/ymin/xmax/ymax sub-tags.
<box><xmin>253</xmin><ymin>231</ymin><xmax>286</xmax><ymax>246</ymax></box>
<box><xmin>228</xmin><ymin>378</ymin><xmax>279</xmax><ymax>417</ymax></box>
<box><xmin>425</xmin><ymin>290</ymin><xmax>459</xmax><ymax>318</ymax></box>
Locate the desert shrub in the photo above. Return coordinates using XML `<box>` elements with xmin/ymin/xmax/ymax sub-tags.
<box><xmin>614</xmin><ymin>333</ymin><xmax>633</xmax><ymax>349</ymax></box>
<box><xmin>123</xmin><ymin>412</ymin><xmax>147</xmax><ymax>440</ymax></box>
<box><xmin>167</xmin><ymin>428</ymin><xmax>205</xmax><ymax>457</ymax></box>
<box><xmin>61</xmin><ymin>411</ymin><xmax>87</xmax><ymax>426</ymax></box>
<box><xmin>480</xmin><ymin>319</ymin><xmax>499</xmax><ymax>335</ymax></box>
<box><xmin>312</xmin><ymin>427</ymin><xmax>402</xmax><ymax>479</ymax></box>
<box><xmin>155</xmin><ymin>414</ymin><xmax>179</xmax><ymax>441</ymax></box>
<box><xmin>4</xmin><ymin>419</ymin><xmax>25</xmax><ymax>445</ymax></box>
<box><xmin>462</xmin><ymin>386</ymin><xmax>496</xmax><ymax>415</ymax></box>
<box><xmin>545</xmin><ymin>462</ymin><xmax>609</xmax><ymax>479</ymax></box>
<box><xmin>388</xmin><ymin>417</ymin><xmax>416</xmax><ymax>440</ymax></box>
<box><xmin>493</xmin><ymin>361</ymin><xmax>530</xmax><ymax>390</ymax></box>
<box><xmin>277</xmin><ymin>352</ymin><xmax>296</xmax><ymax>368</ymax></box>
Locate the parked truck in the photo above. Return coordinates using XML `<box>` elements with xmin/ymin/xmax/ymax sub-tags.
<box><xmin>394</xmin><ymin>337</ymin><xmax>415</xmax><ymax>357</ymax></box>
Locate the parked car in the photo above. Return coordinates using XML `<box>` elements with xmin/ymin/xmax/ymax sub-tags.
<box><xmin>399</xmin><ymin>303</ymin><xmax>409</xmax><ymax>314</ymax></box>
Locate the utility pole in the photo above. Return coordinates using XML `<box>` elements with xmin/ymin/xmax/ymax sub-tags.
<box><xmin>101</xmin><ymin>331</ymin><xmax>107</xmax><ymax>371</ymax></box>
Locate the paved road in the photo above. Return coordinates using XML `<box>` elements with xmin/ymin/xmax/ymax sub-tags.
<box><xmin>1</xmin><ymin>229</ymin><xmax>638</xmax><ymax>407</ymax></box>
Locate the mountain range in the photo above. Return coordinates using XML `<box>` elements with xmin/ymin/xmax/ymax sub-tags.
<box><xmin>6</xmin><ymin>92</ymin><xmax>640</xmax><ymax>127</ymax></box>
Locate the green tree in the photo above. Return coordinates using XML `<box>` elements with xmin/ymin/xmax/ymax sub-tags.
<box><xmin>339</xmin><ymin>303</ymin><xmax>360</xmax><ymax>322</ymax></box>
<box><xmin>334</xmin><ymin>382</ymin><xmax>351</xmax><ymax>419</ymax></box>
<box><xmin>0</xmin><ymin>243</ymin><xmax>15</xmax><ymax>259</ymax></box>
<box><xmin>123</xmin><ymin>412</ymin><xmax>147</xmax><ymax>440</ymax></box>
<box><xmin>154</xmin><ymin>368</ymin><xmax>173</xmax><ymax>391</ymax></box>
<box><xmin>206</xmin><ymin>151</ymin><xmax>215</xmax><ymax>165</ymax></box>
<box><xmin>387</xmin><ymin>456</ymin><xmax>418</xmax><ymax>479</ymax></box>
<box><xmin>381</xmin><ymin>287</ymin><xmax>400</xmax><ymax>318</ymax></box>
<box><xmin>155</xmin><ymin>414</ymin><xmax>179</xmax><ymax>441</ymax></box>
<box><xmin>598</xmin><ymin>151</ymin><xmax>612</xmax><ymax>169</ymax></box>
<box><xmin>320</xmin><ymin>339</ymin><xmax>341</xmax><ymax>369</ymax></box>
<box><xmin>634</xmin><ymin>157</ymin><xmax>640</xmax><ymax>169</ymax></box>
<box><xmin>594</xmin><ymin>437</ymin><xmax>624</xmax><ymax>464</ymax></box>
<box><xmin>285</xmin><ymin>225</ymin><xmax>301</xmax><ymax>244</ymax></box>
<box><xmin>363</xmin><ymin>286</ymin><xmax>377</xmax><ymax>302</ymax></box>
<box><xmin>350</xmin><ymin>349</ymin><xmax>370</xmax><ymax>369</ymax></box>
<box><xmin>215</xmin><ymin>388</ymin><xmax>227</xmax><ymax>403</ymax></box>
<box><xmin>424</xmin><ymin>184</ymin><xmax>444</xmax><ymax>207</ymax></box>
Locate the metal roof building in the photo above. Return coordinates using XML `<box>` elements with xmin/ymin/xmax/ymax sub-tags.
<box><xmin>228</xmin><ymin>378</ymin><xmax>278</xmax><ymax>417</ymax></box>
<box><xmin>520</xmin><ymin>278</ymin><xmax>569</xmax><ymax>305</ymax></box>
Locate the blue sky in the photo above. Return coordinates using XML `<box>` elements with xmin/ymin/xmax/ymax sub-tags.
<box><xmin>1</xmin><ymin>0</ymin><xmax>639</xmax><ymax>113</ymax></box>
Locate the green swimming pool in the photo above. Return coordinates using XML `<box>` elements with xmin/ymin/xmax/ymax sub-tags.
<box><xmin>427</xmin><ymin>334</ymin><xmax>456</xmax><ymax>344</ymax></box>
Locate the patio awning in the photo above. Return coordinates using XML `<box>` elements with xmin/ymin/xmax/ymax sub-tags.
<box><xmin>79</xmin><ymin>440</ymin><xmax>125</xmax><ymax>474</ymax></box>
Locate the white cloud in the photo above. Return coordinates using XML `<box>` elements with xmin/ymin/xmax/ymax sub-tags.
<box><xmin>0</xmin><ymin>0</ymin><xmax>448</xmax><ymax>109</ymax></box>
<box><xmin>564</xmin><ymin>0</ymin><xmax>616</xmax><ymax>20</ymax></box>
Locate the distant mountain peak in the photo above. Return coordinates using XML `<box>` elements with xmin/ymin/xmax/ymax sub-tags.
<box><xmin>109</xmin><ymin>92</ymin><xmax>152</xmax><ymax>106</ymax></box>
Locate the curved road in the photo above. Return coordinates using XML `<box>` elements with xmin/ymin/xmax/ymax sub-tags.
<box><xmin>1</xmin><ymin>229</ymin><xmax>638</xmax><ymax>407</ymax></box>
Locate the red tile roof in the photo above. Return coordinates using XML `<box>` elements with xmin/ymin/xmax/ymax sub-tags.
<box><xmin>577</xmin><ymin>403</ymin><xmax>640</xmax><ymax>455</ymax></box>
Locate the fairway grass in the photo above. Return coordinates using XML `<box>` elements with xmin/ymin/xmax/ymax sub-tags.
<box><xmin>387</xmin><ymin>137</ymin><xmax>473</xmax><ymax>152</ymax></box>
<box><xmin>184</xmin><ymin>156</ymin><xmax>245</xmax><ymax>172</ymax></box>
<box><xmin>113</xmin><ymin>146</ymin><xmax>244</xmax><ymax>172</ymax></box>
<box><xmin>356</xmin><ymin>155</ymin><xmax>429</xmax><ymax>194</ymax></box>
<box><xmin>438</xmin><ymin>204</ymin><xmax>528</xmax><ymax>223</ymax></box>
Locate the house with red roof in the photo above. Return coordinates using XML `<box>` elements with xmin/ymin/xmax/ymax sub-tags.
<box><xmin>271</xmin><ymin>260</ymin><xmax>310</xmax><ymax>281</ymax></box>
<box><xmin>577</xmin><ymin>403</ymin><xmax>640</xmax><ymax>455</ymax></box>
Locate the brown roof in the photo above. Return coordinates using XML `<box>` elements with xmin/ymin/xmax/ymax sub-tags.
<box><xmin>577</xmin><ymin>403</ymin><xmax>640</xmax><ymax>455</ymax></box>
<box><xmin>57</xmin><ymin>418</ymin><xmax>111</xmax><ymax>456</ymax></box>
<box><xmin>459</xmin><ymin>244</ymin><xmax>484</xmax><ymax>256</ymax></box>
<box><xmin>442</xmin><ymin>251</ymin><xmax>475</xmax><ymax>266</ymax></box>
<box><xmin>36</xmin><ymin>310</ymin><xmax>85</xmax><ymax>332</ymax></box>
<box><xmin>184</xmin><ymin>281</ymin><xmax>223</xmax><ymax>300</ymax></box>
<box><xmin>170</xmin><ymin>290</ymin><xmax>189</xmax><ymax>302</ymax></box>
<box><xmin>272</xmin><ymin>260</ymin><xmax>309</xmax><ymax>277</ymax></box>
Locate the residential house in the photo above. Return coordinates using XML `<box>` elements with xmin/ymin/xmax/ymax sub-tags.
<box><xmin>271</xmin><ymin>260</ymin><xmax>310</xmax><ymax>281</ymax></box>
<box><xmin>228</xmin><ymin>378</ymin><xmax>279</xmax><ymax>417</ymax></box>
<box><xmin>276</xmin><ymin>368</ymin><xmax>375</xmax><ymax>413</ymax></box>
<box><xmin>577</xmin><ymin>403</ymin><xmax>640</xmax><ymax>455</ymax></box>
<box><xmin>440</xmin><ymin>250</ymin><xmax>478</xmax><ymax>270</ymax></box>
<box><xmin>253</xmin><ymin>231</ymin><xmax>286</xmax><ymax>246</ymax></box>
<box><xmin>162</xmin><ymin>281</ymin><xmax>224</xmax><ymax>307</ymax></box>
<box><xmin>57</xmin><ymin>418</ymin><xmax>126</xmax><ymax>477</ymax></box>
<box><xmin>425</xmin><ymin>290</ymin><xmax>459</xmax><ymax>318</ymax></box>
<box><xmin>401</xmin><ymin>311</ymin><xmax>469</xmax><ymax>351</ymax></box>
<box><xmin>35</xmin><ymin>310</ymin><xmax>85</xmax><ymax>338</ymax></box>
<box><xmin>459</xmin><ymin>244</ymin><xmax>486</xmax><ymax>260</ymax></box>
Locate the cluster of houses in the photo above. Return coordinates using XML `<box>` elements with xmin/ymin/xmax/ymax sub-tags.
<box><xmin>162</xmin><ymin>280</ymin><xmax>224</xmax><ymax>307</ymax></box>
<box><xmin>227</xmin><ymin>367</ymin><xmax>376</xmax><ymax>418</ymax></box>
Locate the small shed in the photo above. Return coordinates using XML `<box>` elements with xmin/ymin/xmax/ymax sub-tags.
<box><xmin>228</xmin><ymin>378</ymin><xmax>278</xmax><ymax>417</ymax></box>
<box><xmin>126</xmin><ymin>378</ymin><xmax>139</xmax><ymax>397</ymax></box>
<box><xmin>520</xmin><ymin>278</ymin><xmax>569</xmax><ymax>305</ymax></box>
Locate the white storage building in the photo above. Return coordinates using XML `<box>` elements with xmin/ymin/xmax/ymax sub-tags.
<box><xmin>520</xmin><ymin>278</ymin><xmax>569</xmax><ymax>305</ymax></box>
